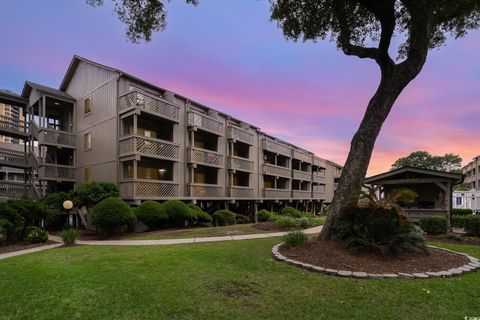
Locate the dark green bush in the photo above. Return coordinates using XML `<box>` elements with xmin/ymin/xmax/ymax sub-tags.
<box><xmin>212</xmin><ymin>210</ymin><xmax>237</xmax><ymax>226</ymax></box>
<box><xmin>463</xmin><ymin>215</ymin><xmax>480</xmax><ymax>236</ymax></box>
<box><xmin>298</xmin><ymin>217</ymin><xmax>310</xmax><ymax>228</ymax></box>
<box><xmin>163</xmin><ymin>200</ymin><xmax>197</xmax><ymax>226</ymax></box>
<box><xmin>91</xmin><ymin>197</ymin><xmax>136</xmax><ymax>234</ymax></box>
<box><xmin>273</xmin><ymin>216</ymin><xmax>299</xmax><ymax>229</ymax></box>
<box><xmin>419</xmin><ymin>216</ymin><xmax>449</xmax><ymax>235</ymax></box>
<box><xmin>235</xmin><ymin>214</ymin><xmax>251</xmax><ymax>224</ymax></box>
<box><xmin>136</xmin><ymin>201</ymin><xmax>168</xmax><ymax>229</ymax></box>
<box><xmin>41</xmin><ymin>192</ymin><xmax>71</xmax><ymax>210</ymax></box>
<box><xmin>26</xmin><ymin>226</ymin><xmax>49</xmax><ymax>244</ymax></box>
<box><xmin>0</xmin><ymin>218</ymin><xmax>13</xmax><ymax>235</ymax></box>
<box><xmin>452</xmin><ymin>215</ymin><xmax>471</xmax><ymax>228</ymax></box>
<box><xmin>73</xmin><ymin>181</ymin><xmax>119</xmax><ymax>209</ymax></box>
<box><xmin>60</xmin><ymin>228</ymin><xmax>78</xmax><ymax>246</ymax></box>
<box><xmin>188</xmin><ymin>204</ymin><xmax>212</xmax><ymax>224</ymax></box>
<box><xmin>279</xmin><ymin>206</ymin><xmax>302</xmax><ymax>218</ymax></box>
<box><xmin>452</xmin><ymin>208</ymin><xmax>473</xmax><ymax>216</ymax></box>
<box><xmin>335</xmin><ymin>206</ymin><xmax>427</xmax><ymax>256</ymax></box>
<box><xmin>282</xmin><ymin>231</ymin><xmax>308</xmax><ymax>247</ymax></box>
<box><xmin>257</xmin><ymin>209</ymin><xmax>273</xmax><ymax>222</ymax></box>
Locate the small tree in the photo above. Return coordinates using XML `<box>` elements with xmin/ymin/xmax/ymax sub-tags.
<box><xmin>6</xmin><ymin>200</ymin><xmax>54</xmax><ymax>240</ymax></box>
<box><xmin>391</xmin><ymin>151</ymin><xmax>462</xmax><ymax>171</ymax></box>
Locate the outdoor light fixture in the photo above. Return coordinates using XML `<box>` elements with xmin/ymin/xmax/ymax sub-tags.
<box><xmin>63</xmin><ymin>200</ymin><xmax>73</xmax><ymax>211</ymax></box>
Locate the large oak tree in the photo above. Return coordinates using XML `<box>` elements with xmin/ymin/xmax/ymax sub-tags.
<box><xmin>89</xmin><ymin>0</ymin><xmax>480</xmax><ymax>240</ymax></box>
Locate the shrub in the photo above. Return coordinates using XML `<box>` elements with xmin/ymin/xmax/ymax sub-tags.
<box><xmin>419</xmin><ymin>216</ymin><xmax>449</xmax><ymax>235</ymax></box>
<box><xmin>212</xmin><ymin>210</ymin><xmax>236</xmax><ymax>226</ymax></box>
<box><xmin>279</xmin><ymin>206</ymin><xmax>302</xmax><ymax>218</ymax></box>
<box><xmin>235</xmin><ymin>214</ymin><xmax>251</xmax><ymax>224</ymax></box>
<box><xmin>73</xmin><ymin>181</ymin><xmax>119</xmax><ymax>209</ymax></box>
<box><xmin>335</xmin><ymin>206</ymin><xmax>427</xmax><ymax>256</ymax></box>
<box><xmin>463</xmin><ymin>215</ymin><xmax>480</xmax><ymax>236</ymax></box>
<box><xmin>188</xmin><ymin>204</ymin><xmax>212</xmax><ymax>224</ymax></box>
<box><xmin>41</xmin><ymin>192</ymin><xmax>71</xmax><ymax>210</ymax></box>
<box><xmin>452</xmin><ymin>208</ymin><xmax>473</xmax><ymax>216</ymax></box>
<box><xmin>162</xmin><ymin>200</ymin><xmax>197</xmax><ymax>226</ymax></box>
<box><xmin>91</xmin><ymin>197</ymin><xmax>136</xmax><ymax>234</ymax></box>
<box><xmin>257</xmin><ymin>209</ymin><xmax>273</xmax><ymax>222</ymax></box>
<box><xmin>136</xmin><ymin>201</ymin><xmax>168</xmax><ymax>229</ymax></box>
<box><xmin>452</xmin><ymin>215</ymin><xmax>471</xmax><ymax>228</ymax></box>
<box><xmin>0</xmin><ymin>219</ymin><xmax>13</xmax><ymax>235</ymax></box>
<box><xmin>27</xmin><ymin>226</ymin><xmax>49</xmax><ymax>244</ymax></box>
<box><xmin>4</xmin><ymin>199</ymin><xmax>54</xmax><ymax>240</ymax></box>
<box><xmin>273</xmin><ymin>216</ymin><xmax>299</xmax><ymax>229</ymax></box>
<box><xmin>60</xmin><ymin>228</ymin><xmax>78</xmax><ymax>246</ymax></box>
<box><xmin>298</xmin><ymin>217</ymin><xmax>310</xmax><ymax>228</ymax></box>
<box><xmin>282</xmin><ymin>231</ymin><xmax>308</xmax><ymax>247</ymax></box>
<box><xmin>298</xmin><ymin>211</ymin><xmax>315</xmax><ymax>219</ymax></box>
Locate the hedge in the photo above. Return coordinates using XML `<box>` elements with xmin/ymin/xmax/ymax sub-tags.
<box><xmin>463</xmin><ymin>215</ymin><xmax>480</xmax><ymax>236</ymax></box>
<box><xmin>163</xmin><ymin>200</ymin><xmax>197</xmax><ymax>226</ymax></box>
<box><xmin>91</xmin><ymin>197</ymin><xmax>136</xmax><ymax>234</ymax></box>
<box><xmin>419</xmin><ymin>216</ymin><xmax>448</xmax><ymax>235</ymax></box>
<box><xmin>136</xmin><ymin>201</ymin><xmax>168</xmax><ymax>229</ymax></box>
<box><xmin>452</xmin><ymin>208</ymin><xmax>474</xmax><ymax>216</ymax></box>
<box><xmin>188</xmin><ymin>204</ymin><xmax>212</xmax><ymax>224</ymax></box>
<box><xmin>257</xmin><ymin>209</ymin><xmax>273</xmax><ymax>222</ymax></box>
<box><xmin>279</xmin><ymin>206</ymin><xmax>302</xmax><ymax>218</ymax></box>
<box><xmin>212</xmin><ymin>210</ymin><xmax>236</xmax><ymax>226</ymax></box>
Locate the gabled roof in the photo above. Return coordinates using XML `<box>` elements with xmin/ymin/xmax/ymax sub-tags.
<box><xmin>365</xmin><ymin>166</ymin><xmax>463</xmax><ymax>184</ymax></box>
<box><xmin>22</xmin><ymin>81</ymin><xmax>75</xmax><ymax>101</ymax></box>
<box><xmin>0</xmin><ymin>89</ymin><xmax>27</xmax><ymax>106</ymax></box>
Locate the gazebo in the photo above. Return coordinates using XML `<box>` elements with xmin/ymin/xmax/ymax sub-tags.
<box><xmin>364</xmin><ymin>167</ymin><xmax>463</xmax><ymax>222</ymax></box>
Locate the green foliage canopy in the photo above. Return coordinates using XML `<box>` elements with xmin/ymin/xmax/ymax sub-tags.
<box><xmin>391</xmin><ymin>151</ymin><xmax>462</xmax><ymax>171</ymax></box>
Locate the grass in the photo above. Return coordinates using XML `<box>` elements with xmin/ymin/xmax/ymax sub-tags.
<box><xmin>0</xmin><ymin>239</ymin><xmax>479</xmax><ymax>320</ymax></box>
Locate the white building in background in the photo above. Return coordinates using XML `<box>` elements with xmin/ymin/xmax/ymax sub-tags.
<box><xmin>453</xmin><ymin>190</ymin><xmax>480</xmax><ymax>213</ymax></box>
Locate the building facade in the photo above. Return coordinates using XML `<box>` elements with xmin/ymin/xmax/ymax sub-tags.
<box><xmin>457</xmin><ymin>156</ymin><xmax>480</xmax><ymax>212</ymax></box>
<box><xmin>0</xmin><ymin>56</ymin><xmax>342</xmax><ymax>212</ymax></box>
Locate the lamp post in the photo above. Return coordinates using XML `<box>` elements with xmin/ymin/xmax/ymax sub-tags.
<box><xmin>63</xmin><ymin>200</ymin><xmax>74</xmax><ymax>227</ymax></box>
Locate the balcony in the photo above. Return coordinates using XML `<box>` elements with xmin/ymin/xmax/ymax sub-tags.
<box><xmin>38</xmin><ymin>128</ymin><xmax>75</xmax><ymax>148</ymax></box>
<box><xmin>313</xmin><ymin>157</ymin><xmax>326</xmax><ymax>167</ymax></box>
<box><xmin>293</xmin><ymin>170</ymin><xmax>311</xmax><ymax>181</ymax></box>
<box><xmin>119</xmin><ymin>90</ymin><xmax>180</xmax><ymax>122</ymax></box>
<box><xmin>263</xmin><ymin>138</ymin><xmax>291</xmax><ymax>157</ymax></box>
<box><xmin>229</xmin><ymin>186</ymin><xmax>255</xmax><ymax>199</ymax></box>
<box><xmin>292</xmin><ymin>190</ymin><xmax>312</xmax><ymax>199</ymax></box>
<box><xmin>120</xmin><ymin>180</ymin><xmax>179</xmax><ymax>199</ymax></box>
<box><xmin>38</xmin><ymin>163</ymin><xmax>75</xmax><ymax>181</ymax></box>
<box><xmin>0</xmin><ymin>147</ymin><xmax>29</xmax><ymax>169</ymax></box>
<box><xmin>312</xmin><ymin>191</ymin><xmax>326</xmax><ymax>199</ymax></box>
<box><xmin>312</xmin><ymin>174</ymin><xmax>326</xmax><ymax>183</ymax></box>
<box><xmin>293</xmin><ymin>150</ymin><xmax>312</xmax><ymax>163</ymax></box>
<box><xmin>228</xmin><ymin>156</ymin><xmax>254</xmax><ymax>172</ymax></box>
<box><xmin>227</xmin><ymin>125</ymin><xmax>254</xmax><ymax>145</ymax></box>
<box><xmin>187</xmin><ymin>111</ymin><xmax>224</xmax><ymax>136</ymax></box>
<box><xmin>188</xmin><ymin>147</ymin><xmax>224</xmax><ymax>168</ymax></box>
<box><xmin>0</xmin><ymin>115</ymin><xmax>28</xmax><ymax>139</ymax></box>
<box><xmin>263</xmin><ymin>163</ymin><xmax>291</xmax><ymax>178</ymax></box>
<box><xmin>188</xmin><ymin>183</ymin><xmax>223</xmax><ymax>198</ymax></box>
<box><xmin>263</xmin><ymin>188</ymin><xmax>291</xmax><ymax>199</ymax></box>
<box><xmin>0</xmin><ymin>181</ymin><xmax>30</xmax><ymax>200</ymax></box>
<box><xmin>119</xmin><ymin>135</ymin><xmax>180</xmax><ymax>161</ymax></box>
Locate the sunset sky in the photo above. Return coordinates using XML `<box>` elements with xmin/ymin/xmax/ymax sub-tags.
<box><xmin>1</xmin><ymin>0</ymin><xmax>479</xmax><ymax>175</ymax></box>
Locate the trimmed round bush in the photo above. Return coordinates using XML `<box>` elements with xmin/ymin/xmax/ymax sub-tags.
<box><xmin>257</xmin><ymin>209</ymin><xmax>273</xmax><ymax>222</ymax></box>
<box><xmin>282</xmin><ymin>231</ymin><xmax>308</xmax><ymax>247</ymax></box>
<box><xmin>235</xmin><ymin>214</ymin><xmax>251</xmax><ymax>224</ymax></box>
<box><xmin>273</xmin><ymin>216</ymin><xmax>299</xmax><ymax>229</ymax></box>
<box><xmin>452</xmin><ymin>208</ymin><xmax>473</xmax><ymax>216</ymax></box>
<box><xmin>419</xmin><ymin>216</ymin><xmax>449</xmax><ymax>235</ymax></box>
<box><xmin>212</xmin><ymin>210</ymin><xmax>236</xmax><ymax>226</ymax></box>
<box><xmin>136</xmin><ymin>201</ymin><xmax>168</xmax><ymax>229</ymax></box>
<box><xmin>298</xmin><ymin>216</ymin><xmax>310</xmax><ymax>228</ymax></box>
<box><xmin>188</xmin><ymin>204</ymin><xmax>212</xmax><ymax>224</ymax></box>
<box><xmin>464</xmin><ymin>215</ymin><xmax>480</xmax><ymax>236</ymax></box>
<box><xmin>163</xmin><ymin>200</ymin><xmax>196</xmax><ymax>226</ymax></box>
<box><xmin>279</xmin><ymin>206</ymin><xmax>302</xmax><ymax>218</ymax></box>
<box><xmin>92</xmin><ymin>197</ymin><xmax>136</xmax><ymax>234</ymax></box>
<box><xmin>26</xmin><ymin>226</ymin><xmax>49</xmax><ymax>244</ymax></box>
<box><xmin>60</xmin><ymin>228</ymin><xmax>78</xmax><ymax>246</ymax></box>
<box><xmin>452</xmin><ymin>215</ymin><xmax>471</xmax><ymax>228</ymax></box>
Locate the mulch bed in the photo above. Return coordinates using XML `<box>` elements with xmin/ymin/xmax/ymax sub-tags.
<box><xmin>0</xmin><ymin>241</ymin><xmax>57</xmax><ymax>255</ymax></box>
<box><xmin>280</xmin><ymin>239</ymin><xmax>470</xmax><ymax>274</ymax></box>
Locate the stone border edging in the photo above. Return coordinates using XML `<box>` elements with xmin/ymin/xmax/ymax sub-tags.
<box><xmin>271</xmin><ymin>243</ymin><xmax>480</xmax><ymax>279</ymax></box>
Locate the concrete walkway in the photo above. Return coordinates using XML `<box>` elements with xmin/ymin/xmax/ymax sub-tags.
<box><xmin>0</xmin><ymin>225</ymin><xmax>322</xmax><ymax>260</ymax></box>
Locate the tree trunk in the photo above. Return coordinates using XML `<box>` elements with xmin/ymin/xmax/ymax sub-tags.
<box><xmin>319</xmin><ymin>66</ymin><xmax>422</xmax><ymax>240</ymax></box>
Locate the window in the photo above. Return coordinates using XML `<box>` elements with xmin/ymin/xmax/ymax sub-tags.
<box><xmin>84</xmin><ymin>97</ymin><xmax>91</xmax><ymax>115</ymax></box>
<box><xmin>84</xmin><ymin>167</ymin><xmax>91</xmax><ymax>182</ymax></box>
<box><xmin>456</xmin><ymin>197</ymin><xmax>463</xmax><ymax>205</ymax></box>
<box><xmin>84</xmin><ymin>132</ymin><xmax>92</xmax><ymax>150</ymax></box>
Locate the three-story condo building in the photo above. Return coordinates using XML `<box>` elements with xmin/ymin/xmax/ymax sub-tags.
<box><xmin>0</xmin><ymin>56</ymin><xmax>342</xmax><ymax>212</ymax></box>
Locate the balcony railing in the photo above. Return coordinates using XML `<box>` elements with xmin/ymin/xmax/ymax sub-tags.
<box><xmin>229</xmin><ymin>186</ymin><xmax>255</xmax><ymax>198</ymax></box>
<box><xmin>292</xmin><ymin>190</ymin><xmax>312</xmax><ymax>199</ymax></box>
<box><xmin>312</xmin><ymin>191</ymin><xmax>326</xmax><ymax>199</ymax></box>
<box><xmin>228</xmin><ymin>156</ymin><xmax>254</xmax><ymax>172</ymax></box>
<box><xmin>38</xmin><ymin>128</ymin><xmax>75</xmax><ymax>148</ymax></box>
<box><xmin>263</xmin><ymin>138</ymin><xmax>291</xmax><ymax>157</ymax></box>
<box><xmin>263</xmin><ymin>163</ymin><xmax>291</xmax><ymax>178</ymax></box>
<box><xmin>119</xmin><ymin>135</ymin><xmax>180</xmax><ymax>161</ymax></box>
<box><xmin>0</xmin><ymin>115</ymin><xmax>27</xmax><ymax>137</ymax></box>
<box><xmin>227</xmin><ymin>125</ymin><xmax>254</xmax><ymax>145</ymax></box>
<box><xmin>293</xmin><ymin>150</ymin><xmax>312</xmax><ymax>163</ymax></box>
<box><xmin>120</xmin><ymin>180</ymin><xmax>179</xmax><ymax>199</ymax></box>
<box><xmin>0</xmin><ymin>181</ymin><xmax>31</xmax><ymax>200</ymax></box>
<box><xmin>312</xmin><ymin>174</ymin><xmax>325</xmax><ymax>183</ymax></box>
<box><xmin>293</xmin><ymin>170</ymin><xmax>311</xmax><ymax>181</ymax></box>
<box><xmin>38</xmin><ymin>164</ymin><xmax>75</xmax><ymax>181</ymax></box>
<box><xmin>263</xmin><ymin>188</ymin><xmax>291</xmax><ymax>199</ymax></box>
<box><xmin>187</xmin><ymin>111</ymin><xmax>224</xmax><ymax>135</ymax></box>
<box><xmin>313</xmin><ymin>157</ymin><xmax>326</xmax><ymax>167</ymax></box>
<box><xmin>119</xmin><ymin>90</ymin><xmax>180</xmax><ymax>122</ymax></box>
<box><xmin>188</xmin><ymin>147</ymin><xmax>224</xmax><ymax>167</ymax></box>
<box><xmin>0</xmin><ymin>147</ymin><xmax>29</xmax><ymax>168</ymax></box>
<box><xmin>188</xmin><ymin>183</ymin><xmax>223</xmax><ymax>198</ymax></box>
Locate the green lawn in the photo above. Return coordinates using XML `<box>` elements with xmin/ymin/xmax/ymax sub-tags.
<box><xmin>0</xmin><ymin>239</ymin><xmax>478</xmax><ymax>320</ymax></box>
